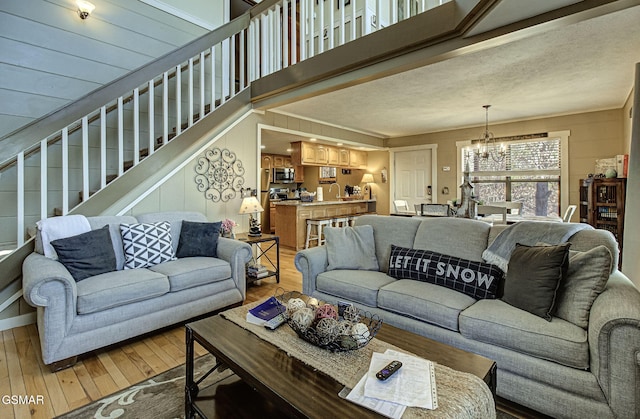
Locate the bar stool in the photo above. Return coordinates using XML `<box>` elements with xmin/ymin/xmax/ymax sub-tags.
<box><xmin>305</xmin><ymin>218</ymin><xmax>332</xmax><ymax>248</ymax></box>
<box><xmin>332</xmin><ymin>216</ymin><xmax>350</xmax><ymax>227</ymax></box>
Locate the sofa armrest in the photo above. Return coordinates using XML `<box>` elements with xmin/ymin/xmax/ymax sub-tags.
<box><xmin>216</xmin><ymin>237</ymin><xmax>252</xmax><ymax>298</ymax></box>
<box><xmin>588</xmin><ymin>270</ymin><xmax>640</xmax><ymax>418</ymax></box>
<box><xmin>22</xmin><ymin>253</ymin><xmax>79</xmax><ymax>361</ymax></box>
<box><xmin>295</xmin><ymin>246</ymin><xmax>328</xmax><ymax>296</ymax></box>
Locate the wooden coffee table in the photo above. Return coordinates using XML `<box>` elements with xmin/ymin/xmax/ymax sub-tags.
<box><xmin>185</xmin><ymin>314</ymin><xmax>496</xmax><ymax>418</ymax></box>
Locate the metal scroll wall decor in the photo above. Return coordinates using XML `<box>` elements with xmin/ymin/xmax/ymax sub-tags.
<box><xmin>194</xmin><ymin>147</ymin><xmax>245</xmax><ymax>202</ymax></box>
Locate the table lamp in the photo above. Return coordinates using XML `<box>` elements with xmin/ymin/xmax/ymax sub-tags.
<box><xmin>361</xmin><ymin>173</ymin><xmax>375</xmax><ymax>200</ymax></box>
<box><xmin>239</xmin><ymin>196</ymin><xmax>264</xmax><ymax>236</ymax></box>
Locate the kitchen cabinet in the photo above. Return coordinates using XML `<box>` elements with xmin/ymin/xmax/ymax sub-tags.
<box><xmin>261</xmin><ymin>154</ymin><xmax>272</xmax><ymax>169</ymax></box>
<box><xmin>328</xmin><ymin>147</ymin><xmax>340</xmax><ymax>165</ymax></box>
<box><xmin>338</xmin><ymin>149</ymin><xmax>350</xmax><ymax>166</ymax></box>
<box><xmin>294</xmin><ymin>165</ymin><xmax>304</xmax><ymax>182</ymax></box>
<box><xmin>269</xmin><ymin>202</ymin><xmax>277</xmax><ymax>233</ymax></box>
<box><xmin>349</xmin><ymin>150</ymin><xmax>368</xmax><ymax>169</ymax></box>
<box><xmin>273</xmin><ymin>155</ymin><xmax>286</xmax><ymax>168</ymax></box>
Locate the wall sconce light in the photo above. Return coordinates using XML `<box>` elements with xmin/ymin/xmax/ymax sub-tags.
<box><xmin>77</xmin><ymin>0</ymin><xmax>95</xmax><ymax>20</ymax></box>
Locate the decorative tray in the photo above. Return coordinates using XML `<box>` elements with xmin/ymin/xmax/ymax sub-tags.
<box><xmin>275</xmin><ymin>289</ymin><xmax>382</xmax><ymax>352</ymax></box>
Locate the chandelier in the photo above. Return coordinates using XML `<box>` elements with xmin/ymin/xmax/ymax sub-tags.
<box><xmin>475</xmin><ymin>105</ymin><xmax>505</xmax><ymax>163</ymax></box>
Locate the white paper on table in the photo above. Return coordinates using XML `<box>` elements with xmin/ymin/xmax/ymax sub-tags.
<box><xmin>363</xmin><ymin>349</ymin><xmax>438</xmax><ymax>409</ymax></box>
<box><xmin>342</xmin><ymin>373</ymin><xmax>407</xmax><ymax>419</ymax></box>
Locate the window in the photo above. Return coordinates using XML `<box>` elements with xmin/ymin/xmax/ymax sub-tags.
<box><xmin>460</xmin><ymin>133</ymin><xmax>566</xmax><ymax>217</ymax></box>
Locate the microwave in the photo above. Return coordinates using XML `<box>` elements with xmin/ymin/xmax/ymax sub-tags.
<box><xmin>272</xmin><ymin>168</ymin><xmax>295</xmax><ymax>183</ymax></box>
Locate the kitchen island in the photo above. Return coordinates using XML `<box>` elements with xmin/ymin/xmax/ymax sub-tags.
<box><xmin>274</xmin><ymin>200</ymin><xmax>376</xmax><ymax>250</ymax></box>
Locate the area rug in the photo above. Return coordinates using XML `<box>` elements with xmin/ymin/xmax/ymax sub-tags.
<box><xmin>56</xmin><ymin>354</ymin><xmax>233</xmax><ymax>419</ymax></box>
<box><xmin>57</xmin><ymin>351</ymin><xmax>517</xmax><ymax>419</ymax></box>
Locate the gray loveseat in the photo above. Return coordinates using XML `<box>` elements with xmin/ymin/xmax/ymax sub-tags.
<box><xmin>23</xmin><ymin>211</ymin><xmax>252</xmax><ymax>369</ymax></box>
<box><xmin>295</xmin><ymin>215</ymin><xmax>640</xmax><ymax>418</ymax></box>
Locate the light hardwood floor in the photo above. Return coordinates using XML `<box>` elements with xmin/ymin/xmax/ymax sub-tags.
<box><xmin>0</xmin><ymin>247</ymin><xmax>302</xmax><ymax>419</ymax></box>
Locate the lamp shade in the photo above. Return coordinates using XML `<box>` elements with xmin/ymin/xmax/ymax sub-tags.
<box><xmin>239</xmin><ymin>196</ymin><xmax>264</xmax><ymax>214</ymax></box>
<box><xmin>361</xmin><ymin>173</ymin><xmax>375</xmax><ymax>184</ymax></box>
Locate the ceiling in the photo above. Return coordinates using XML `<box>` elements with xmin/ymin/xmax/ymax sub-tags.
<box><xmin>266</xmin><ymin>1</ymin><xmax>640</xmax><ymax>146</ymax></box>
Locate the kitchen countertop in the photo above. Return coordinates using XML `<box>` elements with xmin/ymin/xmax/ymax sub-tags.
<box><xmin>273</xmin><ymin>199</ymin><xmax>375</xmax><ymax>206</ymax></box>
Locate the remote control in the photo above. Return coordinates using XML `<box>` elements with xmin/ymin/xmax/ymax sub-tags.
<box><xmin>376</xmin><ymin>360</ymin><xmax>402</xmax><ymax>381</ymax></box>
<box><xmin>264</xmin><ymin>313</ymin><xmax>286</xmax><ymax>330</ymax></box>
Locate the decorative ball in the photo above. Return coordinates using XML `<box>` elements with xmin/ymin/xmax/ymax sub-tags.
<box><xmin>307</xmin><ymin>297</ymin><xmax>320</xmax><ymax>309</ymax></box>
<box><xmin>286</xmin><ymin>298</ymin><xmax>307</xmax><ymax>315</ymax></box>
<box><xmin>291</xmin><ymin>307</ymin><xmax>315</xmax><ymax>332</ymax></box>
<box><xmin>315</xmin><ymin>318</ymin><xmax>338</xmax><ymax>344</ymax></box>
<box><xmin>605</xmin><ymin>168</ymin><xmax>617</xmax><ymax>178</ymax></box>
<box><xmin>351</xmin><ymin>322</ymin><xmax>370</xmax><ymax>345</ymax></box>
<box><xmin>338</xmin><ymin>334</ymin><xmax>359</xmax><ymax>350</ymax></box>
<box><xmin>342</xmin><ymin>305</ymin><xmax>361</xmax><ymax>322</ymax></box>
<box><xmin>335</xmin><ymin>320</ymin><xmax>353</xmax><ymax>336</ymax></box>
<box><xmin>315</xmin><ymin>304</ymin><xmax>338</xmax><ymax>321</ymax></box>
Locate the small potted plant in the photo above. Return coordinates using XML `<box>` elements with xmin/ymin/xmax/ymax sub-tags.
<box><xmin>221</xmin><ymin>218</ymin><xmax>237</xmax><ymax>238</ymax></box>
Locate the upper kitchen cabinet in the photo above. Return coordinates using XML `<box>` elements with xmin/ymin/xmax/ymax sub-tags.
<box><xmin>349</xmin><ymin>150</ymin><xmax>368</xmax><ymax>169</ymax></box>
<box><xmin>292</xmin><ymin>141</ymin><xmax>367</xmax><ymax>169</ymax></box>
<box><xmin>261</xmin><ymin>154</ymin><xmax>272</xmax><ymax>169</ymax></box>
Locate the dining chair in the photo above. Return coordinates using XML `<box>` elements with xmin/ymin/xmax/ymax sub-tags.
<box><xmin>562</xmin><ymin>205</ymin><xmax>577</xmax><ymax>223</ymax></box>
<box><xmin>477</xmin><ymin>205</ymin><xmax>508</xmax><ymax>224</ymax></box>
<box><xmin>491</xmin><ymin>201</ymin><xmax>523</xmax><ymax>215</ymax></box>
<box><xmin>394</xmin><ymin>200</ymin><xmax>411</xmax><ymax>213</ymax></box>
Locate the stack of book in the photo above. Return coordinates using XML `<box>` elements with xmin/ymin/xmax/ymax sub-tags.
<box><xmin>247</xmin><ymin>263</ymin><xmax>269</xmax><ymax>279</ymax></box>
<box><xmin>246</xmin><ymin>297</ymin><xmax>284</xmax><ymax>326</ymax></box>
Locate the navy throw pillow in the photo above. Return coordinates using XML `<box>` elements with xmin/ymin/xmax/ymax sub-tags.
<box><xmin>387</xmin><ymin>245</ymin><xmax>503</xmax><ymax>299</ymax></box>
<box><xmin>176</xmin><ymin>221</ymin><xmax>221</xmax><ymax>258</ymax></box>
<box><xmin>51</xmin><ymin>225</ymin><xmax>117</xmax><ymax>282</ymax></box>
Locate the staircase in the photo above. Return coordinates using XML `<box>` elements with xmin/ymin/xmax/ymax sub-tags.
<box><xmin>0</xmin><ymin>0</ymin><xmax>454</xmax><ymax>328</ymax></box>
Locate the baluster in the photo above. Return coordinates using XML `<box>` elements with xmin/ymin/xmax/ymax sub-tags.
<box><xmin>275</xmin><ymin>5</ymin><xmax>282</xmax><ymax>71</ymax></box>
<box><xmin>62</xmin><ymin>128</ymin><xmax>69</xmax><ymax>214</ymax></box>
<box><xmin>100</xmin><ymin>106</ymin><xmax>107</xmax><ymax>188</ymax></box>
<box><xmin>40</xmin><ymin>139</ymin><xmax>47</xmax><ymax>220</ymax></box>
<box><xmin>118</xmin><ymin>97</ymin><xmax>124</xmax><ymax>175</ymax></box>
<box><xmin>351</xmin><ymin>0</ymin><xmax>356</xmax><ymax>41</ymax></box>
<box><xmin>188</xmin><ymin>58</ymin><xmax>194</xmax><ymax>126</ymax></box>
<box><xmin>211</xmin><ymin>46</ymin><xmax>217</xmax><ymax>109</ymax></box>
<box><xmin>148</xmin><ymin>80</ymin><xmax>155</xmax><ymax>155</ymax></box>
<box><xmin>300</xmin><ymin>0</ymin><xmax>306</xmax><ymax>60</ymax></box>
<box><xmin>176</xmin><ymin>65</ymin><xmax>182</xmax><ymax>136</ymax></box>
<box><xmin>329</xmin><ymin>0</ymin><xmax>334</xmax><ymax>49</ymax></box>
<box><xmin>309</xmin><ymin>0</ymin><xmax>314</xmax><ymax>57</ymax></box>
<box><xmin>230</xmin><ymin>34</ymin><xmax>236</xmax><ymax>96</ymax></box>
<box><xmin>82</xmin><ymin>116</ymin><xmax>89</xmax><ymax>202</ymax></box>
<box><xmin>340</xmin><ymin>0</ymin><xmax>345</xmax><ymax>45</ymax></box>
<box><xmin>199</xmin><ymin>52</ymin><xmax>205</xmax><ymax>118</ymax></box>
<box><xmin>291</xmin><ymin>0</ymin><xmax>297</xmax><ymax>64</ymax></box>
<box><xmin>283</xmin><ymin>0</ymin><xmax>289</xmax><ymax>68</ymax></box>
<box><xmin>17</xmin><ymin>152</ymin><xmax>24</xmax><ymax>247</ymax></box>
<box><xmin>240</xmin><ymin>28</ymin><xmax>246</xmax><ymax>88</ymax></box>
<box><xmin>376</xmin><ymin>0</ymin><xmax>381</xmax><ymax>30</ymax></box>
<box><xmin>318</xmin><ymin>0</ymin><xmax>324</xmax><ymax>54</ymax></box>
<box><xmin>392</xmin><ymin>0</ymin><xmax>398</xmax><ymax>24</ymax></box>
<box><xmin>133</xmin><ymin>89</ymin><xmax>139</xmax><ymax>166</ymax></box>
<box><xmin>163</xmin><ymin>71</ymin><xmax>169</xmax><ymax>145</ymax></box>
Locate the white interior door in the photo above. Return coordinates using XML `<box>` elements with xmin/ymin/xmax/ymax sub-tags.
<box><xmin>394</xmin><ymin>148</ymin><xmax>433</xmax><ymax>211</ymax></box>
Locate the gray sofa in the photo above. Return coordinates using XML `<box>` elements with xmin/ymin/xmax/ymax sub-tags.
<box><xmin>22</xmin><ymin>211</ymin><xmax>252</xmax><ymax>369</ymax></box>
<box><xmin>295</xmin><ymin>215</ymin><xmax>640</xmax><ymax>419</ymax></box>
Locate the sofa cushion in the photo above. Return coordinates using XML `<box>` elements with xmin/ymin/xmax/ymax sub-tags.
<box><xmin>76</xmin><ymin>269</ymin><xmax>170</xmax><ymax>315</ymax></box>
<box><xmin>149</xmin><ymin>257</ymin><xmax>232</xmax><ymax>292</ymax></box>
<box><xmin>353</xmin><ymin>215</ymin><xmax>423</xmax><ymax>273</ymax></box>
<box><xmin>460</xmin><ymin>299</ymin><xmax>589</xmax><ymax>369</ymax></box>
<box><xmin>378</xmin><ymin>280</ymin><xmax>476</xmax><ymax>331</ymax></box>
<box><xmin>413</xmin><ymin>218</ymin><xmax>491</xmax><ymax>262</ymax></box>
<box><xmin>176</xmin><ymin>221</ymin><xmax>222</xmax><ymax>258</ymax></box>
<box><xmin>554</xmin><ymin>245</ymin><xmax>612</xmax><ymax>328</ymax></box>
<box><xmin>387</xmin><ymin>245</ymin><xmax>502</xmax><ymax>300</ymax></box>
<box><xmin>316</xmin><ymin>270</ymin><xmax>396</xmax><ymax>307</ymax></box>
<box><xmin>51</xmin><ymin>225</ymin><xmax>117</xmax><ymax>282</ymax></box>
<box><xmin>324</xmin><ymin>225</ymin><xmax>379</xmax><ymax>271</ymax></box>
<box><xmin>503</xmin><ymin>243</ymin><xmax>570</xmax><ymax>321</ymax></box>
<box><xmin>87</xmin><ymin>215</ymin><xmax>138</xmax><ymax>270</ymax></box>
<box><xmin>120</xmin><ymin>221</ymin><xmax>176</xmax><ymax>269</ymax></box>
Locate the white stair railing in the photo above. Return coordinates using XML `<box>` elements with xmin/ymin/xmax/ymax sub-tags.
<box><xmin>0</xmin><ymin>0</ymin><xmax>450</xmax><ymax>256</ymax></box>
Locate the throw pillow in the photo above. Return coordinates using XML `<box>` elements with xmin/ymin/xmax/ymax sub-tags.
<box><xmin>554</xmin><ymin>245</ymin><xmax>612</xmax><ymax>328</ymax></box>
<box><xmin>120</xmin><ymin>221</ymin><xmax>176</xmax><ymax>269</ymax></box>
<box><xmin>324</xmin><ymin>225</ymin><xmax>379</xmax><ymax>271</ymax></box>
<box><xmin>502</xmin><ymin>243</ymin><xmax>571</xmax><ymax>321</ymax></box>
<box><xmin>51</xmin><ymin>225</ymin><xmax>117</xmax><ymax>282</ymax></box>
<box><xmin>387</xmin><ymin>245</ymin><xmax>503</xmax><ymax>300</ymax></box>
<box><xmin>176</xmin><ymin>221</ymin><xmax>222</xmax><ymax>258</ymax></box>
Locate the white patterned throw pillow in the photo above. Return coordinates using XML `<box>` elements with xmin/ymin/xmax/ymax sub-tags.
<box><xmin>120</xmin><ymin>221</ymin><xmax>176</xmax><ymax>269</ymax></box>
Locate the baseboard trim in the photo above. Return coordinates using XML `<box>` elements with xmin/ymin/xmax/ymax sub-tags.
<box><xmin>0</xmin><ymin>312</ymin><xmax>36</xmax><ymax>332</ymax></box>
